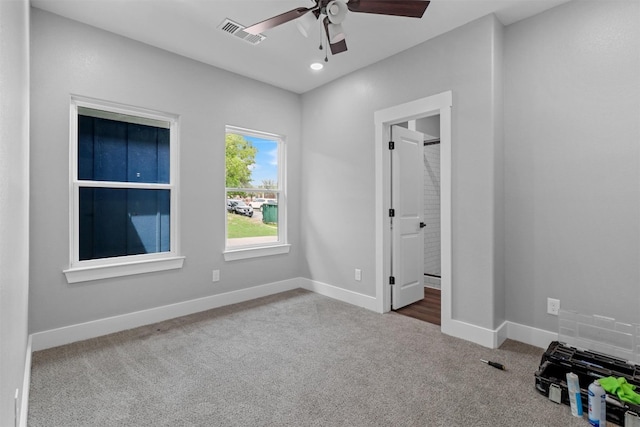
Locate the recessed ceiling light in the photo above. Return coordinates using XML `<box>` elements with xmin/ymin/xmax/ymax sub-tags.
<box><xmin>310</xmin><ymin>62</ymin><xmax>324</xmax><ymax>71</ymax></box>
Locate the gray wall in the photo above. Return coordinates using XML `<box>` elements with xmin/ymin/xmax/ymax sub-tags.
<box><xmin>504</xmin><ymin>0</ymin><xmax>640</xmax><ymax>330</ymax></box>
<box><xmin>0</xmin><ymin>0</ymin><xmax>30</xmax><ymax>424</ymax></box>
<box><xmin>29</xmin><ymin>9</ymin><xmax>303</xmax><ymax>333</ymax></box>
<box><xmin>300</xmin><ymin>14</ymin><xmax>505</xmax><ymax>329</ymax></box>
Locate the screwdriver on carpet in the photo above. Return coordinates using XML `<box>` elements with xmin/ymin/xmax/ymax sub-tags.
<box><xmin>480</xmin><ymin>359</ymin><xmax>506</xmax><ymax>370</ymax></box>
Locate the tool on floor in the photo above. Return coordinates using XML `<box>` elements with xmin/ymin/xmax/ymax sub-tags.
<box><xmin>480</xmin><ymin>359</ymin><xmax>506</xmax><ymax>370</ymax></box>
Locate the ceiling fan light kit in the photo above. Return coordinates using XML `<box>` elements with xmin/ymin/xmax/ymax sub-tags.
<box><xmin>296</xmin><ymin>12</ymin><xmax>318</xmax><ymax>38</ymax></box>
<box><xmin>244</xmin><ymin>0</ymin><xmax>430</xmax><ymax>59</ymax></box>
<box><xmin>327</xmin><ymin>22</ymin><xmax>346</xmax><ymax>43</ymax></box>
<box><xmin>326</xmin><ymin>0</ymin><xmax>348</xmax><ymax>24</ymax></box>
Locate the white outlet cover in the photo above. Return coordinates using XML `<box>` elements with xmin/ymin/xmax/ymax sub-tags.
<box><xmin>547</xmin><ymin>298</ymin><xmax>560</xmax><ymax>315</ymax></box>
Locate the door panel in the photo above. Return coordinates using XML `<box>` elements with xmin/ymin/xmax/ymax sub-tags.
<box><xmin>391</xmin><ymin>125</ymin><xmax>425</xmax><ymax>309</ymax></box>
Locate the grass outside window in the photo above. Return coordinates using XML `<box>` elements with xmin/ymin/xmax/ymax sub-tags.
<box><xmin>227</xmin><ymin>213</ymin><xmax>277</xmax><ymax>239</ymax></box>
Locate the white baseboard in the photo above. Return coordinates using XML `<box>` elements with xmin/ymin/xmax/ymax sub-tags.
<box><xmin>19</xmin><ymin>335</ymin><xmax>32</xmax><ymax>427</ymax></box>
<box><xmin>29</xmin><ymin>276</ymin><xmax>557</xmax><ymax>353</ymax></box>
<box><xmin>441</xmin><ymin>318</ymin><xmax>556</xmax><ymax>350</ymax></box>
<box><xmin>31</xmin><ymin>278</ymin><xmax>301</xmax><ymax>351</ymax></box>
<box><xmin>504</xmin><ymin>320</ymin><xmax>558</xmax><ymax>349</ymax></box>
<box><xmin>441</xmin><ymin>318</ymin><xmax>502</xmax><ymax>349</ymax></box>
<box><xmin>496</xmin><ymin>320</ymin><xmax>509</xmax><ymax>348</ymax></box>
<box><xmin>299</xmin><ymin>278</ymin><xmax>378</xmax><ymax>312</ymax></box>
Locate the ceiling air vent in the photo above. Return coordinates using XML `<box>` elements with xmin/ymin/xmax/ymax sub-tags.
<box><xmin>218</xmin><ymin>18</ymin><xmax>266</xmax><ymax>46</ymax></box>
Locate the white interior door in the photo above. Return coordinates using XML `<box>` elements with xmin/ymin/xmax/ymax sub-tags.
<box><xmin>391</xmin><ymin>125</ymin><xmax>425</xmax><ymax>309</ymax></box>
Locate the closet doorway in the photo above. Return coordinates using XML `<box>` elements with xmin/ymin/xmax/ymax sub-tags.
<box><xmin>395</xmin><ymin>116</ymin><xmax>442</xmax><ymax>326</ymax></box>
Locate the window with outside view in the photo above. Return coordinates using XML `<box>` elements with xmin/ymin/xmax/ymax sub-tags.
<box><xmin>225</xmin><ymin>126</ymin><xmax>285</xmax><ymax>250</ymax></box>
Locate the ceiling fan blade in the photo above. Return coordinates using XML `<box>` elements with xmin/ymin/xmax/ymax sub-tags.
<box><xmin>347</xmin><ymin>0</ymin><xmax>430</xmax><ymax>18</ymax></box>
<box><xmin>330</xmin><ymin>38</ymin><xmax>348</xmax><ymax>55</ymax></box>
<box><xmin>244</xmin><ymin>7</ymin><xmax>314</xmax><ymax>35</ymax></box>
<box><xmin>323</xmin><ymin>17</ymin><xmax>348</xmax><ymax>55</ymax></box>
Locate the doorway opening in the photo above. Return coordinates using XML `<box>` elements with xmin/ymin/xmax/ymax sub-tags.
<box><xmin>396</xmin><ymin>118</ymin><xmax>441</xmax><ymax>325</ymax></box>
<box><xmin>390</xmin><ymin>118</ymin><xmax>441</xmax><ymax>326</ymax></box>
<box><xmin>373</xmin><ymin>91</ymin><xmax>452</xmax><ymax>333</ymax></box>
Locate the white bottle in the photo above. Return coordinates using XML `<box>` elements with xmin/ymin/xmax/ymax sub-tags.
<box><xmin>588</xmin><ymin>379</ymin><xmax>606</xmax><ymax>426</ymax></box>
<box><xmin>566</xmin><ymin>372</ymin><xmax>583</xmax><ymax>417</ymax></box>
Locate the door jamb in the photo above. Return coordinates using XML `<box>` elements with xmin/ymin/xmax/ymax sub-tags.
<box><xmin>374</xmin><ymin>91</ymin><xmax>452</xmax><ymax>331</ymax></box>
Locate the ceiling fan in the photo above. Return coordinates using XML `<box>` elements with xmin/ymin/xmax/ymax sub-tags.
<box><xmin>244</xmin><ymin>0</ymin><xmax>431</xmax><ymax>56</ymax></box>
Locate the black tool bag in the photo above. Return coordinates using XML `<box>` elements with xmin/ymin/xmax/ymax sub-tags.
<box><xmin>535</xmin><ymin>341</ymin><xmax>640</xmax><ymax>426</ymax></box>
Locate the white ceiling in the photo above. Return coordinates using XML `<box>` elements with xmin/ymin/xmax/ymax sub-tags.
<box><xmin>31</xmin><ymin>0</ymin><xmax>571</xmax><ymax>94</ymax></box>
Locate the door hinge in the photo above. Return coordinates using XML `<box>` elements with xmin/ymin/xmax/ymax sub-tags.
<box><xmin>389</xmin><ymin>208</ymin><xmax>395</xmax><ymax>217</ymax></box>
<box><xmin>388</xmin><ymin>140</ymin><xmax>395</xmax><ymax>150</ymax></box>
<box><xmin>389</xmin><ymin>276</ymin><xmax>395</xmax><ymax>285</ymax></box>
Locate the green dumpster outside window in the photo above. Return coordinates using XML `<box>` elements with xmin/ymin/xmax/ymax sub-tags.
<box><xmin>262</xmin><ymin>204</ymin><xmax>278</xmax><ymax>224</ymax></box>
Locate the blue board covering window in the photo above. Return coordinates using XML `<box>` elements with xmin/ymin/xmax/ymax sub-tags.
<box><xmin>77</xmin><ymin>113</ymin><xmax>171</xmax><ymax>261</ymax></box>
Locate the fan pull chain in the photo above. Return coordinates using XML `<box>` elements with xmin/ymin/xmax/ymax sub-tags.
<box><xmin>324</xmin><ymin>40</ymin><xmax>328</xmax><ymax>62</ymax></box>
<box><xmin>323</xmin><ymin>25</ymin><xmax>328</xmax><ymax>62</ymax></box>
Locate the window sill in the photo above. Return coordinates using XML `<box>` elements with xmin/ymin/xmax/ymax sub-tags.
<box><xmin>63</xmin><ymin>256</ymin><xmax>185</xmax><ymax>284</ymax></box>
<box><xmin>223</xmin><ymin>244</ymin><xmax>291</xmax><ymax>261</ymax></box>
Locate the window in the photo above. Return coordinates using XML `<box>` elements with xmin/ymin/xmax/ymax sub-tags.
<box><xmin>64</xmin><ymin>97</ymin><xmax>183</xmax><ymax>283</ymax></box>
<box><xmin>224</xmin><ymin>126</ymin><xmax>289</xmax><ymax>260</ymax></box>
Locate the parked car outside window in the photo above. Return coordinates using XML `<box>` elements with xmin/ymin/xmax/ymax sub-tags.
<box><xmin>232</xmin><ymin>200</ymin><xmax>254</xmax><ymax>217</ymax></box>
<box><xmin>250</xmin><ymin>198</ymin><xmax>266</xmax><ymax>209</ymax></box>
<box><xmin>226</xmin><ymin>200</ymin><xmax>239</xmax><ymax>212</ymax></box>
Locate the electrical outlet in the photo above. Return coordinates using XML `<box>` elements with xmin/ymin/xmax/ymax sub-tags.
<box><xmin>212</xmin><ymin>270</ymin><xmax>220</xmax><ymax>282</ymax></box>
<box><xmin>355</xmin><ymin>268</ymin><xmax>362</xmax><ymax>281</ymax></box>
<box><xmin>547</xmin><ymin>298</ymin><xmax>560</xmax><ymax>316</ymax></box>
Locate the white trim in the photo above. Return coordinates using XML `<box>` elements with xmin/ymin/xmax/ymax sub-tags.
<box><xmin>63</xmin><ymin>255</ymin><xmax>185</xmax><ymax>283</ymax></box>
<box><xmin>496</xmin><ymin>320</ymin><xmax>509</xmax><ymax>347</ymax></box>
<box><xmin>223</xmin><ymin>244</ymin><xmax>291</xmax><ymax>261</ymax></box>
<box><xmin>31</xmin><ymin>278</ymin><xmax>302</xmax><ymax>351</ymax></box>
<box><xmin>299</xmin><ymin>278</ymin><xmax>379</xmax><ymax>312</ymax></box>
<box><xmin>71</xmin><ymin>181</ymin><xmax>172</xmax><ymax>190</ymax></box>
<box><xmin>438</xmin><ymin>318</ymin><xmax>503</xmax><ymax>349</ymax></box>
<box><xmin>70</xmin><ymin>95</ymin><xmax>179</xmax><ymax>124</ymax></box>
<box><xmin>19</xmin><ymin>335</ymin><xmax>31</xmax><ymax>427</ymax></box>
<box><xmin>32</xmin><ymin>272</ymin><xmax>559</xmax><ymax>354</ymax></box>
<box><xmin>374</xmin><ymin>92</ymin><xmax>453</xmax><ymax>325</ymax></box>
<box><xmin>505</xmin><ymin>321</ymin><xmax>558</xmax><ymax>349</ymax></box>
<box><xmin>29</xmin><ymin>277</ymin><xmax>377</xmax><ymax>352</ymax></box>
<box><xmin>424</xmin><ymin>318</ymin><xmax>555</xmax><ymax>349</ymax></box>
<box><xmin>78</xmin><ymin>106</ymin><xmax>170</xmax><ymax>129</ymax></box>
<box><xmin>225</xmin><ymin>125</ymin><xmax>283</xmax><ymax>142</ymax></box>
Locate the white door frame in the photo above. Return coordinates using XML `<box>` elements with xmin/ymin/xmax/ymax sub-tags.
<box><xmin>374</xmin><ymin>91</ymin><xmax>452</xmax><ymax>331</ymax></box>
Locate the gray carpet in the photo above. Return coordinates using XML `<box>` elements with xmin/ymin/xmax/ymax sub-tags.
<box><xmin>29</xmin><ymin>289</ymin><xmax>588</xmax><ymax>426</ymax></box>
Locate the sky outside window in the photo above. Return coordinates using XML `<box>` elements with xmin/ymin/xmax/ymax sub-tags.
<box><xmin>245</xmin><ymin>136</ymin><xmax>278</xmax><ymax>187</ymax></box>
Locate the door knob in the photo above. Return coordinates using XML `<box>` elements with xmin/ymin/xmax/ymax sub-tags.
<box><xmin>419</xmin><ymin>222</ymin><xmax>426</xmax><ymax>228</ymax></box>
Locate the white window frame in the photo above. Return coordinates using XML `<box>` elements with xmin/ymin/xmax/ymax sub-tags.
<box><xmin>63</xmin><ymin>96</ymin><xmax>184</xmax><ymax>283</ymax></box>
<box><xmin>223</xmin><ymin>125</ymin><xmax>290</xmax><ymax>261</ymax></box>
